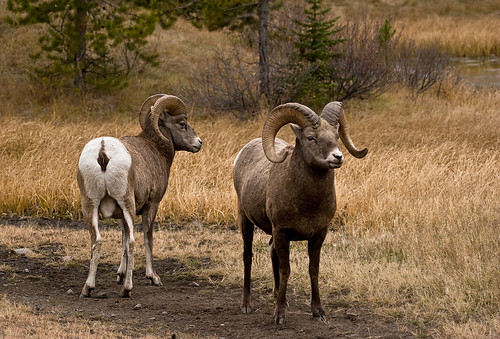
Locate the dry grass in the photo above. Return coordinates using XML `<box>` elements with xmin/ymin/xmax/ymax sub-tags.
<box><xmin>329</xmin><ymin>0</ymin><xmax>500</xmax><ymax>57</ymax></box>
<box><xmin>395</xmin><ymin>16</ymin><xmax>500</xmax><ymax>57</ymax></box>
<box><xmin>330</xmin><ymin>0</ymin><xmax>500</xmax><ymax>19</ymax></box>
<box><xmin>1</xmin><ymin>86</ymin><xmax>499</xmax><ymax>337</ymax></box>
<box><xmin>0</xmin><ymin>112</ymin><xmax>256</xmax><ymax>223</ymax></box>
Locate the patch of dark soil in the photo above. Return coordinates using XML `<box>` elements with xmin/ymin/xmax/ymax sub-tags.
<box><xmin>0</xmin><ymin>214</ymin><xmax>218</xmax><ymax>233</ymax></box>
<box><xmin>1</xmin><ymin>214</ymin><xmax>90</xmax><ymax>231</ymax></box>
<box><xmin>0</xmin><ymin>218</ymin><xmax>431</xmax><ymax>338</ymax></box>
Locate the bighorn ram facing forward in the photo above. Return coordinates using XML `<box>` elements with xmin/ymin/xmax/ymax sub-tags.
<box><xmin>233</xmin><ymin>102</ymin><xmax>367</xmax><ymax>324</ymax></box>
<box><xmin>77</xmin><ymin>94</ymin><xmax>202</xmax><ymax>297</ymax></box>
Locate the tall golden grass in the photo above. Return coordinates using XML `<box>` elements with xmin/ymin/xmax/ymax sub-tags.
<box><xmin>395</xmin><ymin>16</ymin><xmax>500</xmax><ymax>57</ymax></box>
<box><xmin>1</xmin><ymin>85</ymin><xmax>499</xmax><ymax>336</ymax></box>
<box><xmin>1</xmin><ymin>1</ymin><xmax>499</xmax><ymax>337</ymax></box>
<box><xmin>332</xmin><ymin>0</ymin><xmax>500</xmax><ymax>56</ymax></box>
<box><xmin>331</xmin><ymin>0</ymin><xmax>500</xmax><ymax>19</ymax></box>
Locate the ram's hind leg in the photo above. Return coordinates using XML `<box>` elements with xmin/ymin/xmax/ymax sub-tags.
<box><xmin>117</xmin><ymin>200</ymin><xmax>136</xmax><ymax>297</ymax></box>
<box><xmin>142</xmin><ymin>204</ymin><xmax>162</xmax><ymax>286</ymax></box>
<box><xmin>116</xmin><ymin>220</ymin><xmax>127</xmax><ymax>284</ymax></box>
<box><xmin>81</xmin><ymin>199</ymin><xmax>102</xmax><ymax>298</ymax></box>
<box><xmin>239</xmin><ymin>207</ymin><xmax>254</xmax><ymax>313</ymax></box>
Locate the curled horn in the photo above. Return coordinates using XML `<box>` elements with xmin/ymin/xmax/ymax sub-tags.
<box><xmin>140</xmin><ymin>94</ymin><xmax>187</xmax><ymax>143</ymax></box>
<box><xmin>262</xmin><ymin>103</ymin><xmax>320</xmax><ymax>163</ymax></box>
<box><xmin>139</xmin><ymin>94</ymin><xmax>166</xmax><ymax>130</ymax></box>
<box><xmin>321</xmin><ymin>102</ymin><xmax>368</xmax><ymax>158</ymax></box>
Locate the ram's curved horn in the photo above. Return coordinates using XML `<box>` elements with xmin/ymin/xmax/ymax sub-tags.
<box><xmin>139</xmin><ymin>94</ymin><xmax>166</xmax><ymax>130</ymax></box>
<box><xmin>321</xmin><ymin>102</ymin><xmax>368</xmax><ymax>158</ymax></box>
<box><xmin>149</xmin><ymin>95</ymin><xmax>187</xmax><ymax>143</ymax></box>
<box><xmin>262</xmin><ymin>103</ymin><xmax>320</xmax><ymax>163</ymax></box>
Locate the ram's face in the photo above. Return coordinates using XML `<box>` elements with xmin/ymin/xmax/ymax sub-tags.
<box><xmin>293</xmin><ymin>118</ymin><xmax>343</xmax><ymax>170</ymax></box>
<box><xmin>160</xmin><ymin>114</ymin><xmax>202</xmax><ymax>153</ymax></box>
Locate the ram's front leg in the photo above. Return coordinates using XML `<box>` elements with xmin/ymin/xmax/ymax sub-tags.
<box><xmin>239</xmin><ymin>207</ymin><xmax>255</xmax><ymax>313</ymax></box>
<box><xmin>308</xmin><ymin>232</ymin><xmax>326</xmax><ymax>321</ymax></box>
<box><xmin>273</xmin><ymin>232</ymin><xmax>290</xmax><ymax>325</ymax></box>
<box><xmin>269</xmin><ymin>237</ymin><xmax>280</xmax><ymax>300</ymax></box>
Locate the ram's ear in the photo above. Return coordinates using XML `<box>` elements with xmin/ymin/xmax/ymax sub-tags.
<box><xmin>159</xmin><ymin>110</ymin><xmax>168</xmax><ymax>123</ymax></box>
<box><xmin>290</xmin><ymin>124</ymin><xmax>302</xmax><ymax>138</ymax></box>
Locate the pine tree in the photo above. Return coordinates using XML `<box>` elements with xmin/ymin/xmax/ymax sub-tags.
<box><xmin>291</xmin><ymin>0</ymin><xmax>344</xmax><ymax>107</ymax></box>
<box><xmin>6</xmin><ymin>0</ymin><xmax>158</xmax><ymax>92</ymax></box>
<box><xmin>294</xmin><ymin>0</ymin><xmax>342</xmax><ymax>63</ymax></box>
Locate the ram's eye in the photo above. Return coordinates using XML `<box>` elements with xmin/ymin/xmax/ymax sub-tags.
<box><xmin>179</xmin><ymin>122</ymin><xmax>187</xmax><ymax>129</ymax></box>
<box><xmin>307</xmin><ymin>136</ymin><xmax>316</xmax><ymax>142</ymax></box>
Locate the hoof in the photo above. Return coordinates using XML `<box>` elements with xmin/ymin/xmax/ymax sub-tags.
<box><xmin>148</xmin><ymin>275</ymin><xmax>163</xmax><ymax>286</ymax></box>
<box><xmin>120</xmin><ymin>289</ymin><xmax>132</xmax><ymax>298</ymax></box>
<box><xmin>313</xmin><ymin>313</ymin><xmax>327</xmax><ymax>322</ymax></box>
<box><xmin>312</xmin><ymin>306</ymin><xmax>326</xmax><ymax>322</ymax></box>
<box><xmin>241</xmin><ymin>306</ymin><xmax>252</xmax><ymax>314</ymax></box>
<box><xmin>274</xmin><ymin>308</ymin><xmax>285</xmax><ymax>325</ymax></box>
<box><xmin>80</xmin><ymin>286</ymin><xmax>92</xmax><ymax>298</ymax></box>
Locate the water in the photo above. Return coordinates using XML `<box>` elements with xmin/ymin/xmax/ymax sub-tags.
<box><xmin>451</xmin><ymin>56</ymin><xmax>500</xmax><ymax>88</ymax></box>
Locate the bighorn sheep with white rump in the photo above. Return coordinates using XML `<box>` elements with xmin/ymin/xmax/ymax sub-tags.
<box><xmin>233</xmin><ymin>102</ymin><xmax>367</xmax><ymax>324</ymax></box>
<box><xmin>77</xmin><ymin>94</ymin><xmax>202</xmax><ymax>298</ymax></box>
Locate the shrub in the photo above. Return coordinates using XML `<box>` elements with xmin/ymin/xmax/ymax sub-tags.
<box><xmin>330</xmin><ymin>17</ymin><xmax>400</xmax><ymax>101</ymax></box>
<box><xmin>181</xmin><ymin>11</ymin><xmax>453</xmax><ymax>116</ymax></box>
<box><xmin>184</xmin><ymin>44</ymin><xmax>261</xmax><ymax>118</ymax></box>
<box><xmin>395</xmin><ymin>40</ymin><xmax>453</xmax><ymax>100</ymax></box>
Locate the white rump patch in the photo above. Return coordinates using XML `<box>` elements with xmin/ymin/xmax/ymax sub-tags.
<box><xmin>78</xmin><ymin>137</ymin><xmax>132</xmax><ymax>202</ymax></box>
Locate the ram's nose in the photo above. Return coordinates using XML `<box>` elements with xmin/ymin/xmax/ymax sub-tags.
<box><xmin>327</xmin><ymin>150</ymin><xmax>344</xmax><ymax>168</ymax></box>
<box><xmin>191</xmin><ymin>137</ymin><xmax>202</xmax><ymax>152</ymax></box>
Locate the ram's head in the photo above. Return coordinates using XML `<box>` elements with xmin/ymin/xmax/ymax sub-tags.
<box><xmin>139</xmin><ymin>94</ymin><xmax>202</xmax><ymax>153</ymax></box>
<box><xmin>261</xmin><ymin>102</ymin><xmax>367</xmax><ymax>169</ymax></box>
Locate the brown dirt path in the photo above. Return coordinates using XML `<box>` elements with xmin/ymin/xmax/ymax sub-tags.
<box><xmin>0</xmin><ymin>218</ymin><xmax>428</xmax><ymax>338</ymax></box>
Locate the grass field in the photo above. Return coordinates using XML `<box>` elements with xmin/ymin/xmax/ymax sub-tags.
<box><xmin>1</xmin><ymin>0</ymin><xmax>499</xmax><ymax>337</ymax></box>
<box><xmin>332</xmin><ymin>0</ymin><xmax>500</xmax><ymax>56</ymax></box>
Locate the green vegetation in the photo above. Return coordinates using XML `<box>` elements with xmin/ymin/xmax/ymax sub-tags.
<box><xmin>4</xmin><ymin>0</ymin><xmax>263</xmax><ymax>92</ymax></box>
<box><xmin>292</xmin><ymin>0</ymin><xmax>344</xmax><ymax>106</ymax></box>
<box><xmin>6</xmin><ymin>0</ymin><xmax>159</xmax><ymax>91</ymax></box>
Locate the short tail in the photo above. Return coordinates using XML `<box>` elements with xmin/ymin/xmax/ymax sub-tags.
<box><xmin>97</xmin><ymin>139</ymin><xmax>110</xmax><ymax>171</ymax></box>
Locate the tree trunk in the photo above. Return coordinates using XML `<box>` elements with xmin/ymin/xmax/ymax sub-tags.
<box><xmin>258</xmin><ymin>0</ymin><xmax>270</xmax><ymax>100</ymax></box>
<box><xmin>73</xmin><ymin>2</ymin><xmax>88</xmax><ymax>92</ymax></box>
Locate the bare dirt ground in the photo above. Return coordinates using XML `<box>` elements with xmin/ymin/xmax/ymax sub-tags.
<box><xmin>0</xmin><ymin>217</ymin><xmax>429</xmax><ymax>338</ymax></box>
